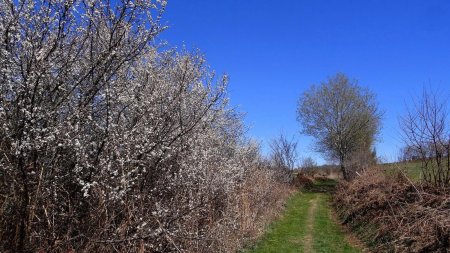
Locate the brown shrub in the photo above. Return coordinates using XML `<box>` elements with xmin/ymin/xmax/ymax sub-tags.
<box><xmin>334</xmin><ymin>168</ymin><xmax>450</xmax><ymax>252</ymax></box>
<box><xmin>292</xmin><ymin>173</ymin><xmax>314</xmax><ymax>189</ymax></box>
<box><xmin>228</xmin><ymin>167</ymin><xmax>295</xmax><ymax>251</ymax></box>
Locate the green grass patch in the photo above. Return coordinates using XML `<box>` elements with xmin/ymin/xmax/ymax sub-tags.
<box><xmin>308</xmin><ymin>178</ymin><xmax>337</xmax><ymax>192</ymax></box>
<box><xmin>243</xmin><ymin>192</ymin><xmax>312</xmax><ymax>253</ymax></box>
<box><xmin>243</xmin><ymin>191</ymin><xmax>361</xmax><ymax>253</ymax></box>
<box><xmin>382</xmin><ymin>160</ymin><xmax>422</xmax><ymax>181</ymax></box>
<box><xmin>313</xmin><ymin>194</ymin><xmax>361</xmax><ymax>253</ymax></box>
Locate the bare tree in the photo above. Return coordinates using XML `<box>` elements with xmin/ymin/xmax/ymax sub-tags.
<box><xmin>269</xmin><ymin>133</ymin><xmax>299</xmax><ymax>170</ymax></box>
<box><xmin>268</xmin><ymin>134</ymin><xmax>298</xmax><ymax>183</ymax></box>
<box><xmin>297</xmin><ymin>73</ymin><xmax>382</xmax><ymax>180</ymax></box>
<box><xmin>300</xmin><ymin>157</ymin><xmax>317</xmax><ymax>176</ymax></box>
<box><xmin>399</xmin><ymin>145</ymin><xmax>421</xmax><ymax>162</ymax></box>
<box><xmin>400</xmin><ymin>88</ymin><xmax>450</xmax><ymax>186</ymax></box>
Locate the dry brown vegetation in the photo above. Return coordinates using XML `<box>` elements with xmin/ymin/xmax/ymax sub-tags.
<box><xmin>178</xmin><ymin>164</ymin><xmax>295</xmax><ymax>253</ymax></box>
<box><xmin>334</xmin><ymin>168</ymin><xmax>450</xmax><ymax>252</ymax></box>
<box><xmin>234</xmin><ymin>167</ymin><xmax>295</xmax><ymax>249</ymax></box>
<box><xmin>292</xmin><ymin>173</ymin><xmax>314</xmax><ymax>189</ymax></box>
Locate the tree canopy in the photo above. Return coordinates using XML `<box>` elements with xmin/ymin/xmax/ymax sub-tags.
<box><xmin>297</xmin><ymin>73</ymin><xmax>382</xmax><ymax>180</ymax></box>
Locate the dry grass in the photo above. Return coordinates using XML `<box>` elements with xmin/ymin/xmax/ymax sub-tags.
<box><xmin>334</xmin><ymin>168</ymin><xmax>450</xmax><ymax>252</ymax></box>
<box><xmin>225</xmin><ymin>168</ymin><xmax>295</xmax><ymax>252</ymax></box>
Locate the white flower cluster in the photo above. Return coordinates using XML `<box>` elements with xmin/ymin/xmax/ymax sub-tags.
<box><xmin>0</xmin><ymin>1</ymin><xmax>289</xmax><ymax>252</ymax></box>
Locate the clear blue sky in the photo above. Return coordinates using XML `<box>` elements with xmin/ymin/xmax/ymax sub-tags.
<box><xmin>159</xmin><ymin>0</ymin><xmax>450</xmax><ymax>164</ymax></box>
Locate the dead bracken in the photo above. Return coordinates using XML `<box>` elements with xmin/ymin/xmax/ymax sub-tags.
<box><xmin>334</xmin><ymin>169</ymin><xmax>450</xmax><ymax>252</ymax></box>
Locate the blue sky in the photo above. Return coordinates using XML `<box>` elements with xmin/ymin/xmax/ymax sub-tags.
<box><xmin>159</xmin><ymin>0</ymin><xmax>450</xmax><ymax>164</ymax></box>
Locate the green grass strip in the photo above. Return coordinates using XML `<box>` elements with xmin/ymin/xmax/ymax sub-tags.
<box><xmin>312</xmin><ymin>194</ymin><xmax>360</xmax><ymax>253</ymax></box>
<box><xmin>244</xmin><ymin>192</ymin><xmax>361</xmax><ymax>253</ymax></box>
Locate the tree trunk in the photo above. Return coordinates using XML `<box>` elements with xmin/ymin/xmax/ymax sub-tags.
<box><xmin>341</xmin><ymin>163</ymin><xmax>350</xmax><ymax>181</ymax></box>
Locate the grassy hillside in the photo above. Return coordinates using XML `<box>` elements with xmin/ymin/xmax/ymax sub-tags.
<box><xmin>381</xmin><ymin>160</ymin><xmax>422</xmax><ymax>181</ymax></box>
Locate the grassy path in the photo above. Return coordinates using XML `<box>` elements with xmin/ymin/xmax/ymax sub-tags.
<box><xmin>303</xmin><ymin>195</ymin><xmax>319</xmax><ymax>252</ymax></box>
<box><xmin>244</xmin><ymin>190</ymin><xmax>362</xmax><ymax>253</ymax></box>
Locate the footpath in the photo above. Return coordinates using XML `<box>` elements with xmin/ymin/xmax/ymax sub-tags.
<box><xmin>244</xmin><ymin>180</ymin><xmax>365</xmax><ymax>253</ymax></box>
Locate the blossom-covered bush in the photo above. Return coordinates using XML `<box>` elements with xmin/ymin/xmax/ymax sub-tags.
<box><xmin>0</xmin><ymin>1</ymin><xmax>292</xmax><ymax>252</ymax></box>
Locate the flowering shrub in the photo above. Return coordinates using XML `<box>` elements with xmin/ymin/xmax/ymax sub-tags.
<box><xmin>0</xmin><ymin>1</ymin><xmax>291</xmax><ymax>252</ymax></box>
